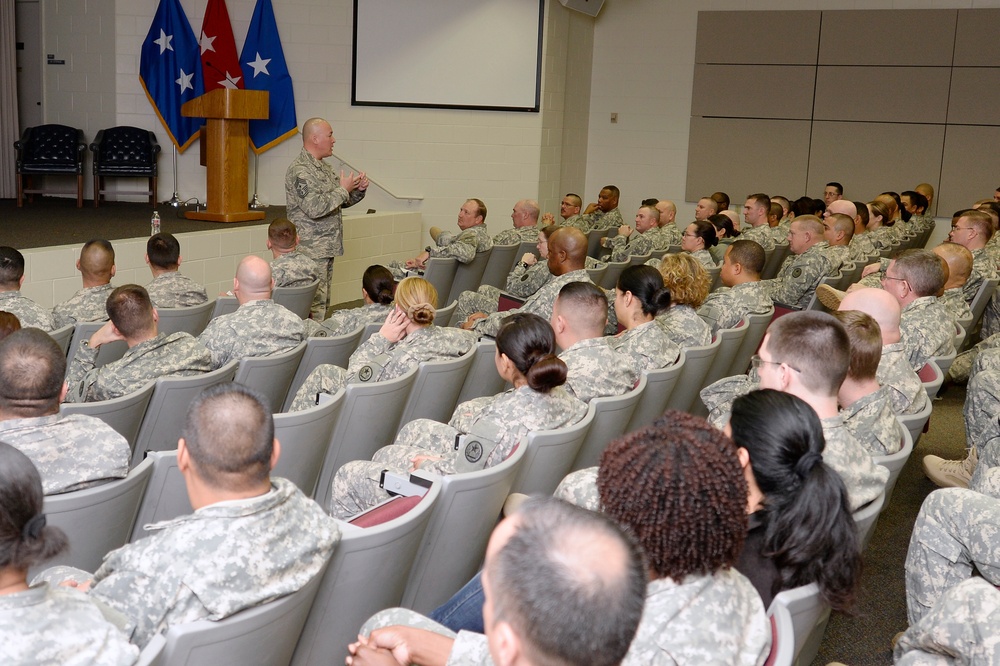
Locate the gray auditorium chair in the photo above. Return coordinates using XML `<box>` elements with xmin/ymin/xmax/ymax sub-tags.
<box><xmin>691</xmin><ymin>321</ymin><xmax>749</xmax><ymax>417</ymax></box>
<box><xmin>154</xmin><ymin>300</ymin><xmax>215</xmax><ymax>337</ymax></box>
<box><xmin>626</xmin><ymin>358</ymin><xmax>685</xmax><ymax>432</ymax></box>
<box><xmin>509</xmin><ymin>410</ymin><xmax>594</xmax><ymax>496</ymax></box>
<box><xmin>766</xmin><ymin>583</ymin><xmax>831</xmax><ymax>666</ymax></box>
<box><xmin>233</xmin><ymin>341</ymin><xmax>308</xmax><ymax>414</ymax></box>
<box><xmin>898</xmin><ymin>398</ymin><xmax>932</xmax><ymax>448</ymax></box>
<box><xmin>129</xmin><ymin>450</ymin><xmax>190</xmax><ymax>543</ymax></box>
<box><xmin>854</xmin><ymin>490</ymin><xmax>887</xmax><ymax>551</ymax></box>
<box><xmin>456</xmin><ymin>340</ymin><xmax>506</xmax><ymax>404</ymax></box>
<box><xmin>48</xmin><ymin>322</ymin><xmax>74</xmax><ymax>355</ymax></box>
<box><xmin>60</xmin><ymin>381</ymin><xmax>156</xmax><ymax>458</ymax></box>
<box><xmin>273</xmin><ymin>280</ymin><xmax>320</xmax><ymax>319</ymax></box>
<box><xmin>273</xmin><ymin>394</ymin><xmax>344</xmax><ymax>497</ymax></box>
<box><xmin>872</xmin><ymin>424</ymin><xmax>912</xmax><ymax>506</ymax></box>
<box><xmin>570</xmin><ymin>376</ymin><xmax>646</xmax><ymax>472</ymax></box>
<box><xmin>67</xmin><ymin>321</ymin><xmax>127</xmax><ymax>369</ymax></box>
<box><xmin>664</xmin><ymin>337</ymin><xmax>721</xmax><ymax>413</ymax></box>
<box><xmin>447</xmin><ymin>248</ymin><xmax>492</xmax><ymax>305</ymax></box>
<box><xmin>421</xmin><ymin>257</ymin><xmax>458</xmax><ymax>305</ymax></box>
<box><xmin>210</xmin><ymin>296</ymin><xmax>239</xmax><ymax>319</ymax></box>
<box><xmin>479</xmin><ymin>243</ymin><xmax>519</xmax><ymax>290</ymax></box>
<box><xmin>728</xmin><ymin>307</ymin><xmax>774</xmax><ymax>377</ymax></box>
<box><xmin>283</xmin><ymin>328</ymin><xmax>365</xmax><ymax>411</ymax></box>
<box><xmin>396</xmin><ymin>348</ymin><xmax>476</xmax><ymax>429</ymax></box>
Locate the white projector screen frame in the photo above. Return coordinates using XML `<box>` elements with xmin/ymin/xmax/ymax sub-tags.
<box><xmin>352</xmin><ymin>0</ymin><xmax>544</xmax><ymax>112</ymax></box>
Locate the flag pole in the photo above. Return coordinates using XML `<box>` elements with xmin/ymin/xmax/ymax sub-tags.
<box><xmin>249</xmin><ymin>150</ymin><xmax>266</xmax><ymax>209</ymax></box>
<box><xmin>167</xmin><ymin>144</ymin><xmax>182</xmax><ymax>208</ymax></box>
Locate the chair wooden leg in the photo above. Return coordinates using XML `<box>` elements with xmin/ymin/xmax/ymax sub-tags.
<box><xmin>16</xmin><ymin>175</ymin><xmax>23</xmax><ymax>207</ymax></box>
<box><xmin>149</xmin><ymin>176</ymin><xmax>157</xmax><ymax>205</ymax></box>
<box><xmin>76</xmin><ymin>174</ymin><xmax>83</xmax><ymax>208</ymax></box>
<box><xmin>93</xmin><ymin>175</ymin><xmax>100</xmax><ymax>208</ymax></box>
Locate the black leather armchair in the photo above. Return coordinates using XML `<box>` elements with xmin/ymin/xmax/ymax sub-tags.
<box><xmin>90</xmin><ymin>126</ymin><xmax>161</xmax><ymax>207</ymax></box>
<box><xmin>14</xmin><ymin>124</ymin><xmax>87</xmax><ymax>208</ymax></box>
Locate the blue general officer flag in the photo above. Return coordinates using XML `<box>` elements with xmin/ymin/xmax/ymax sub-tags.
<box><xmin>139</xmin><ymin>0</ymin><xmax>205</xmax><ymax>152</ymax></box>
<box><xmin>240</xmin><ymin>0</ymin><xmax>297</xmax><ymax>154</ymax></box>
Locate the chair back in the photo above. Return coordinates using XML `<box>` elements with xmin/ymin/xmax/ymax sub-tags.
<box><xmin>598</xmin><ymin>260</ymin><xmax>630</xmax><ymax>289</ymax></box>
<box><xmin>283</xmin><ymin>329</ymin><xmax>364</xmax><ymax>411</ymax></box>
<box><xmin>694</xmin><ymin>320</ymin><xmax>749</xmax><ymax>414</ymax></box>
<box><xmin>456</xmin><ymin>340</ymin><xmax>506</xmax><ymax>404</ymax></box>
<box><xmin>509</xmin><ymin>410</ymin><xmax>594</xmax><ymax>496</ymax></box>
<box><xmin>853</xmin><ymin>490</ymin><xmax>886</xmax><ymax>551</ymax></box>
<box><xmin>16</xmin><ymin>124</ymin><xmax>85</xmax><ymax>172</ymax></box>
<box><xmin>898</xmin><ymin>396</ymin><xmax>933</xmax><ymax>447</ymax></box>
<box><xmin>968</xmin><ymin>277</ymin><xmax>998</xmax><ymax>331</ymax></box>
<box><xmin>135</xmin><ymin>634</ymin><xmax>166</xmax><ymax>666</ymax></box>
<box><xmin>448</xmin><ymin>249</ymin><xmax>493</xmax><ymax>305</ymax></box>
<box><xmin>359</xmin><ymin>322</ymin><xmax>382</xmax><ymax>346</ymax></box>
<box><xmin>436</xmin><ymin>300</ymin><xmax>459</xmax><ymax>327</ymax></box>
<box><xmin>729</xmin><ymin>307</ymin><xmax>775</xmax><ymax>376</ymax></box>
<box><xmin>421</xmin><ymin>258</ymin><xmax>459</xmax><ymax>307</ymax></box>
<box><xmin>129</xmin><ymin>451</ymin><xmax>191</xmax><ymax>542</ymax></box>
<box><xmin>918</xmin><ymin>360</ymin><xmax>944</xmax><ymax>400</ymax></box>
<box><xmin>804</xmin><ymin>272</ymin><xmax>841</xmax><ymax>311</ymax></box>
<box><xmin>152</xmin><ymin>561</ymin><xmax>328</xmax><ymax>666</ymax></box>
<box><xmin>211</xmin><ymin>296</ymin><xmax>239</xmax><ymax>319</ymax></box>
<box><xmin>766</xmin><ymin>583</ymin><xmax>832</xmax><ymax>666</ymax></box>
<box><xmin>626</xmin><ymin>358</ymin><xmax>685</xmax><ymax>432</ymax></box>
<box><xmin>37</xmin><ymin>456</ymin><xmax>154</xmax><ymax>577</ymax></box>
<box><xmin>273</xmin><ymin>395</ymin><xmax>345</xmax><ymax>496</ymax></box>
<box><xmin>48</xmin><ymin>323</ymin><xmax>75</xmax><ymax>355</ymax></box>
<box><xmin>664</xmin><ymin>337</ymin><xmax>721</xmax><ymax>413</ymax></box>
<box><xmin>762</xmin><ymin>243</ymin><xmax>790</xmax><ymax>280</ymax></box>
<box><xmin>872</xmin><ymin>423</ymin><xmax>913</xmax><ymax>506</ymax></box>
<box><xmin>132</xmin><ymin>361</ymin><xmax>239</xmax><ymax>466</ymax></box>
<box><xmin>274</xmin><ymin>281</ymin><xmax>320</xmax><ymax>319</ymax></box>
<box><xmin>570</xmin><ymin>378</ymin><xmax>646</xmax><ymax>472</ymax></box>
<box><xmin>838</xmin><ymin>261</ymin><xmax>866</xmax><ymax>290</ymax></box>
<box><xmin>67</xmin><ymin>321</ymin><xmax>127</xmax><ymax>369</ymax></box>
<box><xmin>312</xmin><ymin>368</ymin><xmax>419</xmax><ymax>510</ymax></box>
<box><xmin>91</xmin><ymin>126</ymin><xmax>159</xmax><ymax>174</ymax></box>
<box><xmin>397</xmin><ymin>349</ymin><xmax>476</xmax><ymax>428</ymax></box>
<box><xmin>400</xmin><ymin>444</ymin><xmax>527</xmax><ymax>613</ymax></box>
<box><xmin>628</xmin><ymin>252</ymin><xmax>653</xmax><ymax>267</ymax></box>
<box><xmin>234</xmin><ymin>342</ymin><xmax>308</xmax><ymax>413</ymax></box>
<box><xmin>154</xmin><ymin>300</ymin><xmax>215</xmax><ymax>337</ymax></box>
<box><xmin>290</xmin><ymin>486</ymin><xmax>440</xmax><ymax>666</ymax></box>
<box><xmin>585</xmin><ymin>263</ymin><xmax>608</xmax><ymax>285</ymax></box>
<box><xmin>931</xmin><ymin>348</ymin><xmax>957</xmax><ymax>380</ymax></box>
<box><xmin>478</xmin><ymin>243</ymin><xmax>519</xmax><ymax>290</ymax></box>
<box><xmin>61</xmin><ymin>381</ymin><xmax>156</xmax><ymax>458</ymax></box>
<box><xmin>706</xmin><ymin>264</ymin><xmax>722</xmax><ymax>291</ymax></box>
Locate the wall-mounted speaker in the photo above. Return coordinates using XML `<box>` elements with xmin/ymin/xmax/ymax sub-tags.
<box><xmin>559</xmin><ymin>0</ymin><xmax>605</xmax><ymax>18</ymax></box>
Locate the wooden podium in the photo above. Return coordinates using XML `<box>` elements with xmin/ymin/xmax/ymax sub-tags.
<box><xmin>181</xmin><ymin>89</ymin><xmax>269</xmax><ymax>222</ymax></box>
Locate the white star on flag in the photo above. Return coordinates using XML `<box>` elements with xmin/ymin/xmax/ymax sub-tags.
<box><xmin>154</xmin><ymin>29</ymin><xmax>174</xmax><ymax>55</ymax></box>
<box><xmin>246</xmin><ymin>52</ymin><xmax>271</xmax><ymax>78</ymax></box>
<box><xmin>218</xmin><ymin>72</ymin><xmax>241</xmax><ymax>89</ymax></box>
<box><xmin>200</xmin><ymin>33</ymin><xmax>216</xmax><ymax>54</ymax></box>
<box><xmin>176</xmin><ymin>69</ymin><xmax>194</xmax><ymax>93</ymax></box>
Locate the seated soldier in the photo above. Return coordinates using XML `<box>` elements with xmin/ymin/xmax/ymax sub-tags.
<box><xmin>143</xmin><ymin>233</ymin><xmax>208</xmax><ymax>308</ymax></box>
<box><xmin>39</xmin><ymin>383</ymin><xmax>340</xmax><ymax>649</ymax></box>
<box><xmin>698</xmin><ymin>240</ymin><xmax>772</xmax><ymax>335</ymax></box>
<box><xmin>600</xmin><ymin>204</ymin><xmax>659</xmax><ymax>261</ymax></box>
<box><xmin>700</xmin><ymin>311</ymin><xmax>888</xmax><ymax>511</ymax></box>
<box><xmin>389</xmin><ymin>199</ymin><xmax>492</xmax><ymax>278</ymax></box>
<box><xmin>491</xmin><ymin>199</ymin><xmax>540</xmax><ymax>245</ymax></box>
<box><xmin>886</xmin><ymin>249</ymin><xmax>957</xmax><ymax>371</ymax></box>
<box><xmin>739</xmin><ymin>194</ymin><xmax>776</xmax><ymax>251</ymax></box>
<box><xmin>303</xmin><ymin>264</ymin><xmax>394</xmax><ymax>338</ymax></box>
<box><xmin>197</xmin><ymin>256</ymin><xmax>305</xmax><ymax>370</ymax></box>
<box><xmin>0</xmin><ymin>246</ymin><xmax>57</xmax><ymax>331</ymax></box>
<box><xmin>0</xmin><ymin>328</ymin><xmax>129</xmax><ymax>494</ymax></box>
<box><xmin>53</xmin><ymin>240</ymin><xmax>116</xmax><ymax>327</ymax></box>
<box><xmin>609</xmin><ymin>265</ymin><xmax>679</xmax><ymax>370</ymax></box>
<box><xmin>550</xmin><ymin>282</ymin><xmax>639</xmax><ymax>403</ymax></box>
<box><xmin>830</xmin><ymin>310</ymin><xmax>904</xmax><ymax>456</ymax></box>
<box><xmin>760</xmin><ymin>215</ymin><xmax>833</xmax><ymax>309</ymax></box>
<box><xmin>934</xmin><ymin>242</ymin><xmax>974</xmax><ymax>324</ymax></box>
<box><xmin>266</xmin><ymin>218</ymin><xmax>320</xmax><ymax>289</ymax></box>
<box><xmin>64</xmin><ymin>285</ymin><xmax>213</xmax><ymax>403</ymax></box>
<box><xmin>822</xmin><ymin>213</ymin><xmax>855</xmax><ymax>274</ymax></box>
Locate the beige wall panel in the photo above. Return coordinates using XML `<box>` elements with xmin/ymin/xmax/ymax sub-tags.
<box><xmin>947</xmin><ymin>68</ymin><xmax>1000</xmax><ymax>126</ymax></box>
<box><xmin>695</xmin><ymin>11</ymin><xmax>820</xmax><ymax>65</ymax></box>
<box><xmin>954</xmin><ymin>9</ymin><xmax>1000</xmax><ymax>67</ymax></box>
<box><xmin>814</xmin><ymin>66</ymin><xmax>951</xmax><ymax>124</ymax></box>
<box><xmin>686</xmin><ymin>117</ymin><xmax>810</xmax><ymax>204</ymax></box>
<box><xmin>939</xmin><ymin>125</ymin><xmax>1000</xmax><ymax>215</ymax></box>
<box><xmin>818</xmin><ymin>9</ymin><xmax>957</xmax><ymax>66</ymax></box>
<box><xmin>807</xmin><ymin>122</ymin><xmax>944</xmax><ymax>204</ymax></box>
<box><xmin>692</xmin><ymin>65</ymin><xmax>816</xmax><ymax>120</ymax></box>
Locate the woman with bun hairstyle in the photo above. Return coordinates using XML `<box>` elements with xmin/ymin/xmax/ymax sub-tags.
<box><xmin>329</xmin><ymin>312</ymin><xmax>587</xmax><ymax>518</ymax></box>
<box><xmin>289</xmin><ymin>276</ymin><xmax>476</xmax><ymax>411</ymax></box>
<box><xmin>0</xmin><ymin>442</ymin><xmax>137</xmax><ymax>665</ymax></box>
<box><xmin>609</xmin><ymin>265</ymin><xmax>679</xmax><ymax>370</ymax></box>
<box><xmin>729</xmin><ymin>389</ymin><xmax>862</xmax><ymax>610</ymax></box>
<box><xmin>681</xmin><ymin>219</ymin><xmax>720</xmax><ymax>269</ymax></box>
<box><xmin>307</xmin><ymin>264</ymin><xmax>396</xmax><ymax>338</ymax></box>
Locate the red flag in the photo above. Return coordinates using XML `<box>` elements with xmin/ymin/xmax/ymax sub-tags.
<box><xmin>199</xmin><ymin>0</ymin><xmax>243</xmax><ymax>91</ymax></box>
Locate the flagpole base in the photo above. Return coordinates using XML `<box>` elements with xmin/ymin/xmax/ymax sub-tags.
<box><xmin>249</xmin><ymin>194</ymin><xmax>267</xmax><ymax>210</ymax></box>
<box><xmin>166</xmin><ymin>192</ymin><xmax>183</xmax><ymax>208</ymax></box>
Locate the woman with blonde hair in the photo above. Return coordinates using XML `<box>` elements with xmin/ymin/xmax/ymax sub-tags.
<box><xmin>289</xmin><ymin>276</ymin><xmax>476</xmax><ymax>411</ymax></box>
<box><xmin>656</xmin><ymin>253</ymin><xmax>713</xmax><ymax>348</ymax></box>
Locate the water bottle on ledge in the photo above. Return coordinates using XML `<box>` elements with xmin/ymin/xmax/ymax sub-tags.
<box><xmin>151</xmin><ymin>211</ymin><xmax>161</xmax><ymax>236</ymax></box>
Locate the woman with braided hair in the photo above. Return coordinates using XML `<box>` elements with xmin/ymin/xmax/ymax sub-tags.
<box><xmin>289</xmin><ymin>276</ymin><xmax>476</xmax><ymax>411</ymax></box>
<box><xmin>729</xmin><ymin>389</ymin><xmax>861</xmax><ymax>611</ymax></box>
<box><xmin>328</xmin><ymin>312</ymin><xmax>587</xmax><ymax>519</ymax></box>
<box><xmin>0</xmin><ymin>442</ymin><xmax>137</xmax><ymax>664</ymax></box>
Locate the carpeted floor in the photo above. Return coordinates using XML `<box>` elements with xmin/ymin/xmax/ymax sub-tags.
<box><xmin>0</xmin><ymin>197</ymin><xmax>287</xmax><ymax>249</ymax></box>
<box><xmin>813</xmin><ymin>385</ymin><xmax>967</xmax><ymax>665</ymax></box>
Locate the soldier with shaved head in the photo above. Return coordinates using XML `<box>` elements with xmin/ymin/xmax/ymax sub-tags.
<box><xmin>760</xmin><ymin>215</ymin><xmax>834</xmax><ymax>309</ymax></box>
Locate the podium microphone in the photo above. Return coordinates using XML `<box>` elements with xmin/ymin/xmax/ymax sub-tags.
<box><xmin>204</xmin><ymin>61</ymin><xmax>240</xmax><ymax>89</ymax></box>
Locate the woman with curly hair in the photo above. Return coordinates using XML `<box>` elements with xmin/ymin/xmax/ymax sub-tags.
<box><xmin>655</xmin><ymin>252</ymin><xmax>713</xmax><ymax>348</ymax></box>
<box><xmin>608</xmin><ymin>265</ymin><xmax>679</xmax><ymax>370</ymax></box>
<box><xmin>681</xmin><ymin>219</ymin><xmax>720</xmax><ymax>269</ymax></box>
<box><xmin>0</xmin><ymin>442</ymin><xmax>137</xmax><ymax>664</ymax></box>
<box><xmin>289</xmin><ymin>276</ymin><xmax>475</xmax><ymax>411</ymax></box>
<box><xmin>328</xmin><ymin>312</ymin><xmax>586</xmax><ymax>518</ymax></box>
<box><xmin>729</xmin><ymin>389</ymin><xmax>862</xmax><ymax>611</ymax></box>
